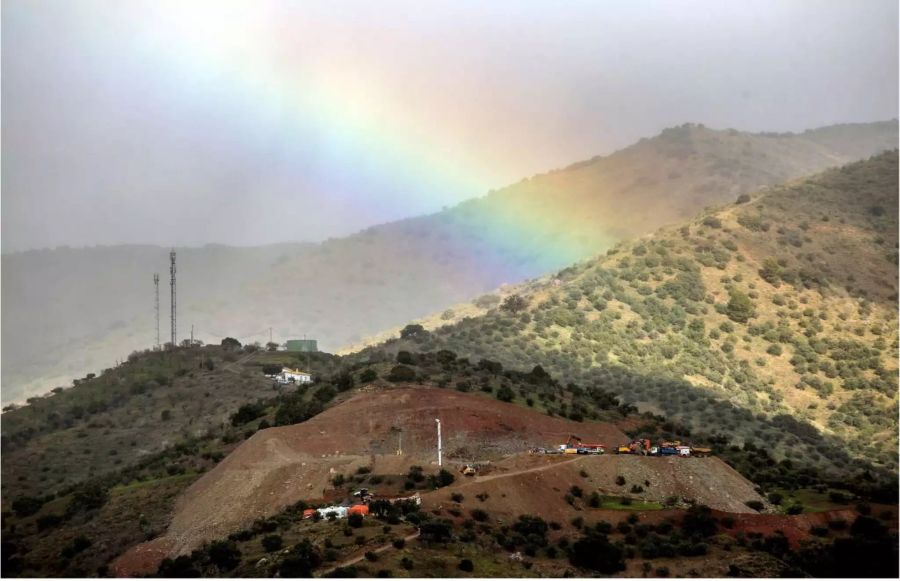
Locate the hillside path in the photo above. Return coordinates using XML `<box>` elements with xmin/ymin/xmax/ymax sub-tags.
<box><xmin>464</xmin><ymin>455</ymin><xmax>584</xmax><ymax>485</ymax></box>
<box><xmin>317</xmin><ymin>529</ymin><xmax>420</xmax><ymax>576</ymax></box>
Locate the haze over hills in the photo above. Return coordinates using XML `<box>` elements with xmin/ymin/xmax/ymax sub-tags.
<box><xmin>371</xmin><ymin>152</ymin><xmax>899</xmax><ymax>484</ymax></box>
<box><xmin>3</xmin><ymin>120</ymin><xmax>897</xmax><ymax>404</ymax></box>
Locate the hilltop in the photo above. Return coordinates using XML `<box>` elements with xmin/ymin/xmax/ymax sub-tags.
<box><xmin>362</xmin><ymin>152</ymin><xmax>900</xmax><ymax>491</ymax></box>
<box><xmin>4</xmin><ymin>120</ymin><xmax>897</xmax><ymax>403</ymax></box>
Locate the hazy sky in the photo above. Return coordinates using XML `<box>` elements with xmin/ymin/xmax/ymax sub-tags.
<box><xmin>3</xmin><ymin>0</ymin><xmax>897</xmax><ymax>252</ymax></box>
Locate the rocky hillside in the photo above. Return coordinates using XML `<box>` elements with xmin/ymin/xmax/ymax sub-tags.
<box><xmin>4</xmin><ymin>121</ymin><xmax>897</xmax><ymax>403</ymax></box>
<box><xmin>367</xmin><ymin>152</ymin><xmax>899</xmax><ymax>489</ymax></box>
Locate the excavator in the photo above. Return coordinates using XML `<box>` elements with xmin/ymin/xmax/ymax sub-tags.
<box><xmin>560</xmin><ymin>434</ymin><xmax>583</xmax><ymax>454</ymax></box>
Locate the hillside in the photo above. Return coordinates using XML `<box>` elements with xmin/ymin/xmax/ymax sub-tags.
<box><xmin>4</xmin><ymin>120</ymin><xmax>897</xmax><ymax>403</ymax></box>
<box><xmin>364</xmin><ymin>152</ymin><xmax>900</xmax><ymax>491</ymax></box>
<box><xmin>118</xmin><ymin>387</ymin><xmax>629</xmax><ymax>560</ymax></box>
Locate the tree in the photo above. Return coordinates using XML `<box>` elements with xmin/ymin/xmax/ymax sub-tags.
<box><xmin>387</xmin><ymin>365</ymin><xmax>416</xmax><ymax>383</ymax></box>
<box><xmin>400</xmin><ymin>324</ymin><xmax>429</xmax><ymax>341</ymax></box>
<box><xmin>360</xmin><ymin>368</ymin><xmax>378</xmax><ymax>383</ymax></box>
<box><xmin>419</xmin><ymin>518</ymin><xmax>453</xmax><ymax>543</ymax></box>
<box><xmin>262</xmin><ymin>364</ymin><xmax>282</xmax><ymax>376</ymax></box>
<box><xmin>725</xmin><ymin>289</ymin><xmax>756</xmax><ymax>323</ymax></box>
<box><xmin>231</xmin><ymin>403</ymin><xmax>265</xmax><ymax>426</ymax></box>
<box><xmin>500</xmin><ymin>294</ymin><xmax>529</xmax><ymax>313</ymax></box>
<box><xmin>262</xmin><ymin>535</ymin><xmax>283</xmax><ymax>552</ymax></box>
<box><xmin>221</xmin><ymin>337</ymin><xmax>242</xmax><ymax>351</ymax></box>
<box><xmin>569</xmin><ymin>532</ymin><xmax>625</xmax><ymax>574</ymax></box>
<box><xmin>207</xmin><ymin>540</ymin><xmax>241</xmax><ymax>571</ymax></box>
<box><xmin>265</xmin><ymin>342</ymin><xmax>279</xmax><ymax>352</ymax></box>
<box><xmin>681</xmin><ymin>505</ymin><xmax>717</xmax><ymax>537</ymax></box>
<box><xmin>280</xmin><ymin>540</ymin><xmax>322</xmax><ymax>577</ymax></box>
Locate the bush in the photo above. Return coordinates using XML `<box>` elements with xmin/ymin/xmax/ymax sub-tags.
<box><xmin>569</xmin><ymin>532</ymin><xmax>625</xmax><ymax>574</ymax></box>
<box><xmin>400</xmin><ymin>324</ymin><xmax>429</xmax><ymax>341</ymax></box>
<box><xmin>470</xmin><ymin>508</ymin><xmax>489</xmax><ymax>522</ymax></box>
<box><xmin>745</xmin><ymin>500</ymin><xmax>764</xmax><ymax>511</ymax></box>
<box><xmin>360</xmin><ymin>368</ymin><xmax>378</xmax><ymax>383</ymax></box>
<box><xmin>726</xmin><ymin>289</ymin><xmax>756</xmax><ymax>323</ymax></box>
<box><xmin>11</xmin><ymin>496</ymin><xmax>45</xmax><ymax>518</ymax></box>
<box><xmin>387</xmin><ymin>365</ymin><xmax>416</xmax><ymax>383</ymax></box>
<box><xmin>500</xmin><ymin>294</ymin><xmax>529</xmax><ymax>313</ymax></box>
<box><xmin>392</xmin><ymin>538</ymin><xmax>405</xmax><ymax>549</ymax></box>
<box><xmin>207</xmin><ymin>540</ymin><xmax>241</xmax><ymax>571</ymax></box>
<box><xmin>262</xmin><ymin>535</ymin><xmax>283</xmax><ymax>552</ymax></box>
<box><xmin>451</xmin><ymin>493</ymin><xmax>464</xmax><ymax>503</ymax></box>
<box><xmin>280</xmin><ymin>540</ymin><xmax>322</xmax><ymax>577</ymax></box>
<box><xmin>458</xmin><ymin>559</ymin><xmax>474</xmax><ymax>572</ymax></box>
<box><xmin>348</xmin><ymin>513</ymin><xmax>364</xmax><ymax>528</ymax></box>
<box><xmin>768</xmin><ymin>492</ymin><xmax>784</xmax><ymax>505</ymax></box>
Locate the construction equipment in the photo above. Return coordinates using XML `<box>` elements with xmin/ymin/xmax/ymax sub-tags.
<box><xmin>558</xmin><ymin>434</ymin><xmax>583</xmax><ymax>454</ymax></box>
<box><xmin>460</xmin><ymin>464</ymin><xmax>477</xmax><ymax>476</ymax></box>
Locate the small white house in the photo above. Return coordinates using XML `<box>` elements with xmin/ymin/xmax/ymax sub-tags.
<box><xmin>316</xmin><ymin>505</ymin><xmax>348</xmax><ymax>519</ymax></box>
<box><xmin>279</xmin><ymin>367</ymin><xmax>312</xmax><ymax>384</ymax></box>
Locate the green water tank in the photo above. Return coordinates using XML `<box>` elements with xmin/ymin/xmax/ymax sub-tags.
<box><xmin>286</xmin><ymin>339</ymin><xmax>318</xmax><ymax>352</ymax></box>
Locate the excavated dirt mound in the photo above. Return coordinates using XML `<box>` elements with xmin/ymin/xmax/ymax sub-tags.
<box><xmin>114</xmin><ymin>386</ymin><xmax>627</xmax><ymax>574</ymax></box>
<box><xmin>425</xmin><ymin>453</ymin><xmax>765</xmax><ymax>520</ymax></box>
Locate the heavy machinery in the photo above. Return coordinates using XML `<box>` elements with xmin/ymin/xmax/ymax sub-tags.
<box><xmin>559</xmin><ymin>435</ymin><xmax>583</xmax><ymax>454</ymax></box>
<box><xmin>617</xmin><ymin>439</ymin><xmax>651</xmax><ymax>455</ymax></box>
<box><xmin>460</xmin><ymin>464</ymin><xmax>477</xmax><ymax>476</ymax></box>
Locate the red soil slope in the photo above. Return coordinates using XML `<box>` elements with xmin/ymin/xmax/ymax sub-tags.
<box><xmin>112</xmin><ymin>386</ymin><xmax>626</xmax><ymax>574</ymax></box>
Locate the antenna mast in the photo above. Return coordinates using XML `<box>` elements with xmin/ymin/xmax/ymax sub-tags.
<box><xmin>169</xmin><ymin>250</ymin><xmax>177</xmax><ymax>347</ymax></box>
<box><xmin>435</xmin><ymin>419</ymin><xmax>442</xmax><ymax>467</ymax></box>
<box><xmin>153</xmin><ymin>273</ymin><xmax>160</xmax><ymax>348</ymax></box>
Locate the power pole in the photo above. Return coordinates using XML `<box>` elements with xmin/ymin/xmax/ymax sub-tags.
<box><xmin>153</xmin><ymin>273</ymin><xmax>160</xmax><ymax>349</ymax></box>
<box><xmin>169</xmin><ymin>250</ymin><xmax>177</xmax><ymax>347</ymax></box>
<box><xmin>269</xmin><ymin>327</ymin><xmax>272</xmax><ymax>345</ymax></box>
<box><xmin>191</xmin><ymin>324</ymin><xmax>194</xmax><ymax>347</ymax></box>
<box><xmin>435</xmin><ymin>419</ymin><xmax>442</xmax><ymax>467</ymax></box>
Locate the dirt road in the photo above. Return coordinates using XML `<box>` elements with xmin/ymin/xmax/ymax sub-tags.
<box><xmin>317</xmin><ymin>529</ymin><xmax>421</xmax><ymax>576</ymax></box>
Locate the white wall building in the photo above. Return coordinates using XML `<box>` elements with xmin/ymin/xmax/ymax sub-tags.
<box><xmin>279</xmin><ymin>367</ymin><xmax>312</xmax><ymax>384</ymax></box>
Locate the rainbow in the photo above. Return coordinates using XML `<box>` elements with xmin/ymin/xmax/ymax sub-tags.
<box><xmin>62</xmin><ymin>3</ymin><xmax>607</xmax><ymax>280</ymax></box>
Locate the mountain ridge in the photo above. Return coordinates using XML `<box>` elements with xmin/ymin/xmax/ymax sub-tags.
<box><xmin>3</xmin><ymin>120</ymin><xmax>897</xmax><ymax>403</ymax></box>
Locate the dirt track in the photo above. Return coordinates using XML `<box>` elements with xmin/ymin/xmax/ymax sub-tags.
<box><xmin>112</xmin><ymin>386</ymin><xmax>627</xmax><ymax>573</ymax></box>
<box><xmin>425</xmin><ymin>453</ymin><xmax>766</xmax><ymax>521</ymax></box>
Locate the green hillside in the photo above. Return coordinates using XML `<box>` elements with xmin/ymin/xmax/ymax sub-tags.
<box><xmin>365</xmin><ymin>152</ymin><xmax>899</xmax><ymax>489</ymax></box>
<box><xmin>4</xmin><ymin>121</ymin><xmax>897</xmax><ymax>404</ymax></box>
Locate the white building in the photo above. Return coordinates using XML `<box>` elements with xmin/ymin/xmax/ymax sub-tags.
<box><xmin>279</xmin><ymin>367</ymin><xmax>312</xmax><ymax>384</ymax></box>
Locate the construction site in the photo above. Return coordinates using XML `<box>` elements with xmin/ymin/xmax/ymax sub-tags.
<box><xmin>111</xmin><ymin>385</ymin><xmax>770</xmax><ymax>575</ymax></box>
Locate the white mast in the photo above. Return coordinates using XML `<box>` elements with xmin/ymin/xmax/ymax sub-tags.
<box><xmin>435</xmin><ymin>419</ymin><xmax>442</xmax><ymax>467</ymax></box>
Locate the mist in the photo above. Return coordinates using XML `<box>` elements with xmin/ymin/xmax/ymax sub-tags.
<box><xmin>2</xmin><ymin>0</ymin><xmax>898</xmax><ymax>252</ymax></box>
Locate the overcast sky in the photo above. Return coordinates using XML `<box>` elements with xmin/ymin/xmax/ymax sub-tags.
<box><xmin>2</xmin><ymin>0</ymin><xmax>897</xmax><ymax>252</ymax></box>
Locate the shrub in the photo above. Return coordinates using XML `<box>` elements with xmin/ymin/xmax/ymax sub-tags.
<box><xmin>262</xmin><ymin>535</ymin><xmax>283</xmax><ymax>552</ymax></box>
<box><xmin>745</xmin><ymin>500</ymin><xmax>764</xmax><ymax>511</ymax></box>
<box><xmin>500</xmin><ymin>294</ymin><xmax>529</xmax><ymax>313</ymax></box>
<box><xmin>387</xmin><ymin>365</ymin><xmax>416</xmax><ymax>383</ymax></box>
<box><xmin>726</xmin><ymin>289</ymin><xmax>756</xmax><ymax>323</ymax></box>
<box><xmin>348</xmin><ymin>513</ymin><xmax>364</xmax><ymax>528</ymax></box>
<box><xmin>207</xmin><ymin>540</ymin><xmax>241</xmax><ymax>571</ymax></box>
<box><xmin>458</xmin><ymin>559</ymin><xmax>474</xmax><ymax>572</ymax></box>
<box><xmin>392</xmin><ymin>538</ymin><xmax>405</xmax><ymax>549</ymax></box>
<box><xmin>399</xmin><ymin>324</ymin><xmax>429</xmax><ymax>341</ymax></box>
<box><xmin>569</xmin><ymin>532</ymin><xmax>625</xmax><ymax>574</ymax></box>
<box><xmin>470</xmin><ymin>508</ymin><xmax>489</xmax><ymax>522</ymax></box>
<box><xmin>280</xmin><ymin>540</ymin><xmax>322</xmax><ymax>577</ymax></box>
<box><xmin>360</xmin><ymin>369</ymin><xmax>378</xmax><ymax>383</ymax></box>
<box><xmin>451</xmin><ymin>493</ymin><xmax>464</xmax><ymax>503</ymax></box>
